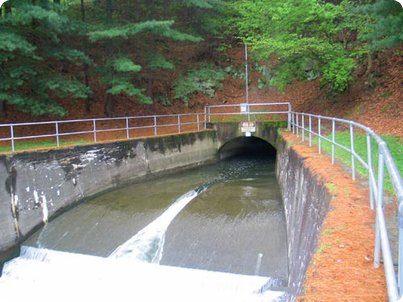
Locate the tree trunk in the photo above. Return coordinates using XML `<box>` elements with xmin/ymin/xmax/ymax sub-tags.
<box><xmin>104</xmin><ymin>94</ymin><xmax>114</xmax><ymax>117</ymax></box>
<box><xmin>106</xmin><ymin>0</ymin><xmax>113</xmax><ymax>23</ymax></box>
<box><xmin>80</xmin><ymin>0</ymin><xmax>86</xmax><ymax>22</ymax></box>
<box><xmin>364</xmin><ymin>51</ymin><xmax>373</xmax><ymax>77</ymax></box>
<box><xmin>103</xmin><ymin>0</ymin><xmax>114</xmax><ymax>116</ymax></box>
<box><xmin>147</xmin><ymin>78</ymin><xmax>153</xmax><ymax>99</ymax></box>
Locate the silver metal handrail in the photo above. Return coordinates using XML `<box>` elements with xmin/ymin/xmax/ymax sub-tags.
<box><xmin>0</xmin><ymin>102</ymin><xmax>401</xmax><ymax>300</ymax></box>
<box><xmin>291</xmin><ymin>111</ymin><xmax>403</xmax><ymax>301</ymax></box>
<box><xmin>0</xmin><ymin>112</ymin><xmax>205</xmax><ymax>152</ymax></box>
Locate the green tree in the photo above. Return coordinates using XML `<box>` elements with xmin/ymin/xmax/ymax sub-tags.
<box><xmin>0</xmin><ymin>0</ymin><xmax>91</xmax><ymax>117</ymax></box>
<box><xmin>360</xmin><ymin>0</ymin><xmax>403</xmax><ymax>50</ymax></box>
<box><xmin>89</xmin><ymin>18</ymin><xmax>201</xmax><ymax>116</ymax></box>
<box><xmin>228</xmin><ymin>0</ymin><xmax>359</xmax><ymax>93</ymax></box>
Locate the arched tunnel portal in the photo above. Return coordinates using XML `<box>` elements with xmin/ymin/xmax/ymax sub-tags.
<box><xmin>218</xmin><ymin>136</ymin><xmax>277</xmax><ymax>160</ymax></box>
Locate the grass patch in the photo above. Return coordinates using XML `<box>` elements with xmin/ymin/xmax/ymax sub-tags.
<box><xmin>209</xmin><ymin>114</ymin><xmax>288</xmax><ymax>127</ymax></box>
<box><xmin>325</xmin><ymin>183</ymin><xmax>337</xmax><ymax>194</ymax></box>
<box><xmin>312</xmin><ymin>131</ymin><xmax>402</xmax><ymax>194</ymax></box>
<box><xmin>0</xmin><ymin>139</ymin><xmax>91</xmax><ymax>153</ymax></box>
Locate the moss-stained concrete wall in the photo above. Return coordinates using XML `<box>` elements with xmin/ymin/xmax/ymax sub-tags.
<box><xmin>0</xmin><ymin>131</ymin><xmax>217</xmax><ymax>257</ymax></box>
<box><xmin>276</xmin><ymin>132</ymin><xmax>331</xmax><ymax>296</ymax></box>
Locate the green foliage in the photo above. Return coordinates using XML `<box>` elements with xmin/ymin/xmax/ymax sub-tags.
<box><xmin>89</xmin><ymin>20</ymin><xmax>202</xmax><ymax>43</ymax></box>
<box><xmin>228</xmin><ymin>0</ymin><xmax>359</xmax><ymax>93</ymax></box>
<box><xmin>322</xmin><ymin>57</ymin><xmax>356</xmax><ymax>92</ymax></box>
<box><xmin>0</xmin><ymin>2</ymin><xmax>91</xmax><ymax>116</ymax></box>
<box><xmin>174</xmin><ymin>64</ymin><xmax>226</xmax><ymax>105</ymax></box>
<box><xmin>313</xmin><ymin>131</ymin><xmax>403</xmax><ymax>194</ymax></box>
<box><xmin>147</xmin><ymin>54</ymin><xmax>175</xmax><ymax>71</ymax></box>
<box><xmin>111</xmin><ymin>57</ymin><xmax>142</xmax><ymax>73</ymax></box>
<box><xmin>359</xmin><ymin>0</ymin><xmax>403</xmax><ymax>50</ymax></box>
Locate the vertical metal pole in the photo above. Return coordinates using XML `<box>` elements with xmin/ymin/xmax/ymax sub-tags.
<box><xmin>318</xmin><ymin>116</ymin><xmax>321</xmax><ymax>154</ymax></box>
<box><xmin>291</xmin><ymin>112</ymin><xmax>295</xmax><ymax>134</ymax></box>
<box><xmin>296</xmin><ymin>114</ymin><xmax>299</xmax><ymax>137</ymax></box>
<box><xmin>10</xmin><ymin>125</ymin><xmax>15</xmax><ymax>152</ymax></box>
<box><xmin>55</xmin><ymin>122</ymin><xmax>60</xmax><ymax>147</ymax></box>
<box><xmin>93</xmin><ymin>119</ymin><xmax>97</xmax><ymax>143</ymax></box>
<box><xmin>208</xmin><ymin>107</ymin><xmax>211</xmax><ymax>123</ymax></box>
<box><xmin>374</xmin><ymin>152</ymin><xmax>384</xmax><ymax>268</ymax></box>
<box><xmin>154</xmin><ymin>116</ymin><xmax>157</xmax><ymax>136</ymax></box>
<box><xmin>287</xmin><ymin>103</ymin><xmax>291</xmax><ymax>131</ymax></box>
<box><xmin>399</xmin><ymin>211</ymin><xmax>403</xmax><ymax>296</ymax></box>
<box><xmin>197</xmin><ymin>114</ymin><xmax>200</xmax><ymax>131</ymax></box>
<box><xmin>178</xmin><ymin>115</ymin><xmax>181</xmax><ymax>134</ymax></box>
<box><xmin>366</xmin><ymin>132</ymin><xmax>374</xmax><ymax>209</ymax></box>
<box><xmin>245</xmin><ymin>43</ymin><xmax>250</xmax><ymax>123</ymax></box>
<box><xmin>309</xmin><ymin>114</ymin><xmax>312</xmax><ymax>147</ymax></box>
<box><xmin>331</xmin><ymin>118</ymin><xmax>335</xmax><ymax>164</ymax></box>
<box><xmin>125</xmin><ymin>117</ymin><xmax>130</xmax><ymax>139</ymax></box>
<box><xmin>204</xmin><ymin>107</ymin><xmax>207</xmax><ymax>129</ymax></box>
<box><xmin>350</xmin><ymin>123</ymin><xmax>356</xmax><ymax>180</ymax></box>
<box><xmin>302</xmin><ymin>113</ymin><xmax>305</xmax><ymax>142</ymax></box>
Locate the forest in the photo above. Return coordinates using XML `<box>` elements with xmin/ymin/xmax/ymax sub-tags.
<box><xmin>0</xmin><ymin>0</ymin><xmax>402</xmax><ymax>119</ymax></box>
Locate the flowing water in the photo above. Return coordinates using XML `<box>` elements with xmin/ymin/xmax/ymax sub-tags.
<box><xmin>3</xmin><ymin>154</ymin><xmax>289</xmax><ymax>300</ymax></box>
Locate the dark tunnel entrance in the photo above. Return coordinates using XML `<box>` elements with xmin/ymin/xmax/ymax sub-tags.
<box><xmin>218</xmin><ymin>136</ymin><xmax>277</xmax><ymax>160</ymax></box>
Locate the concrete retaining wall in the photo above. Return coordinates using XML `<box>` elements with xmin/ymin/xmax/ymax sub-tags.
<box><xmin>0</xmin><ymin>131</ymin><xmax>217</xmax><ymax>255</ymax></box>
<box><xmin>276</xmin><ymin>133</ymin><xmax>331</xmax><ymax>295</ymax></box>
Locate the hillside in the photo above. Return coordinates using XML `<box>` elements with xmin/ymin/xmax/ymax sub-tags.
<box><xmin>1</xmin><ymin>44</ymin><xmax>401</xmax><ymax>138</ymax></box>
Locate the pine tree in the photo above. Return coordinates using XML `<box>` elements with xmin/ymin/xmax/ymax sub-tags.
<box><xmin>89</xmin><ymin>15</ymin><xmax>201</xmax><ymax>116</ymax></box>
<box><xmin>360</xmin><ymin>0</ymin><xmax>403</xmax><ymax>50</ymax></box>
<box><xmin>0</xmin><ymin>0</ymin><xmax>92</xmax><ymax>117</ymax></box>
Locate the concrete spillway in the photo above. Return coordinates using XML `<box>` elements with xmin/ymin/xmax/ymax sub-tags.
<box><xmin>0</xmin><ymin>246</ymin><xmax>287</xmax><ymax>302</ymax></box>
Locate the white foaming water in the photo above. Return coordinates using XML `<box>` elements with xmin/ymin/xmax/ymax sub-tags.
<box><xmin>109</xmin><ymin>189</ymin><xmax>199</xmax><ymax>262</ymax></box>
<box><xmin>0</xmin><ymin>247</ymin><xmax>286</xmax><ymax>302</ymax></box>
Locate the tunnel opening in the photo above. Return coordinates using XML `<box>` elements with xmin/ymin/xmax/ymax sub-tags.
<box><xmin>218</xmin><ymin>136</ymin><xmax>277</xmax><ymax>160</ymax></box>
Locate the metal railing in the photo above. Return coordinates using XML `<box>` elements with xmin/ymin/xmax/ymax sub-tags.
<box><xmin>291</xmin><ymin>111</ymin><xmax>403</xmax><ymax>301</ymax></box>
<box><xmin>0</xmin><ymin>113</ymin><xmax>206</xmax><ymax>152</ymax></box>
<box><xmin>0</xmin><ymin>102</ymin><xmax>401</xmax><ymax>300</ymax></box>
<box><xmin>205</xmin><ymin>102</ymin><xmax>292</xmax><ymax>129</ymax></box>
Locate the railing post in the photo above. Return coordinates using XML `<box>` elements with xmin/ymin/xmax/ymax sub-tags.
<box><xmin>154</xmin><ymin>116</ymin><xmax>157</xmax><ymax>136</ymax></box>
<box><xmin>296</xmin><ymin>113</ymin><xmax>299</xmax><ymax>137</ymax></box>
<box><xmin>125</xmin><ymin>117</ymin><xmax>130</xmax><ymax>139</ymax></box>
<box><xmin>309</xmin><ymin>114</ymin><xmax>312</xmax><ymax>147</ymax></box>
<box><xmin>204</xmin><ymin>107</ymin><xmax>207</xmax><ymax>129</ymax></box>
<box><xmin>10</xmin><ymin>125</ymin><xmax>15</xmax><ymax>152</ymax></box>
<box><xmin>93</xmin><ymin>119</ymin><xmax>97</xmax><ymax>143</ymax></box>
<box><xmin>331</xmin><ymin>118</ymin><xmax>335</xmax><ymax>164</ymax></box>
<box><xmin>350</xmin><ymin>123</ymin><xmax>356</xmax><ymax>180</ymax></box>
<box><xmin>366</xmin><ymin>132</ymin><xmax>374</xmax><ymax>209</ymax></box>
<box><xmin>318</xmin><ymin>116</ymin><xmax>321</xmax><ymax>154</ymax></box>
<box><xmin>55</xmin><ymin>122</ymin><xmax>60</xmax><ymax>147</ymax></box>
<box><xmin>399</xmin><ymin>207</ymin><xmax>403</xmax><ymax>296</ymax></box>
<box><xmin>291</xmin><ymin>112</ymin><xmax>295</xmax><ymax>134</ymax></box>
<box><xmin>178</xmin><ymin>115</ymin><xmax>181</xmax><ymax>133</ymax></box>
<box><xmin>374</xmin><ymin>151</ymin><xmax>384</xmax><ymax>268</ymax></box>
<box><xmin>287</xmin><ymin>103</ymin><xmax>291</xmax><ymax>131</ymax></box>
<box><xmin>302</xmin><ymin>113</ymin><xmax>305</xmax><ymax>142</ymax></box>
<box><xmin>197</xmin><ymin>114</ymin><xmax>200</xmax><ymax>132</ymax></box>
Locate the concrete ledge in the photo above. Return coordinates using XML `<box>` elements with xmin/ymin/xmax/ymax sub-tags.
<box><xmin>0</xmin><ymin>131</ymin><xmax>217</xmax><ymax>258</ymax></box>
<box><xmin>276</xmin><ymin>131</ymin><xmax>331</xmax><ymax>295</ymax></box>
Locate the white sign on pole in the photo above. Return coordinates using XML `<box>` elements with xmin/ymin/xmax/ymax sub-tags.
<box><xmin>241</xmin><ymin>121</ymin><xmax>256</xmax><ymax>133</ymax></box>
<box><xmin>240</xmin><ymin>103</ymin><xmax>248</xmax><ymax>113</ymax></box>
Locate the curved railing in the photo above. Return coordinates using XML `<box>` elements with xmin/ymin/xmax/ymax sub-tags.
<box><xmin>0</xmin><ymin>102</ymin><xmax>402</xmax><ymax>300</ymax></box>
<box><xmin>290</xmin><ymin>111</ymin><xmax>403</xmax><ymax>301</ymax></box>
<box><xmin>204</xmin><ymin>102</ymin><xmax>402</xmax><ymax>301</ymax></box>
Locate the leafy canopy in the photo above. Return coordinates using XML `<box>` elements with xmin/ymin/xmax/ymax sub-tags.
<box><xmin>228</xmin><ymin>0</ymin><xmax>359</xmax><ymax>93</ymax></box>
